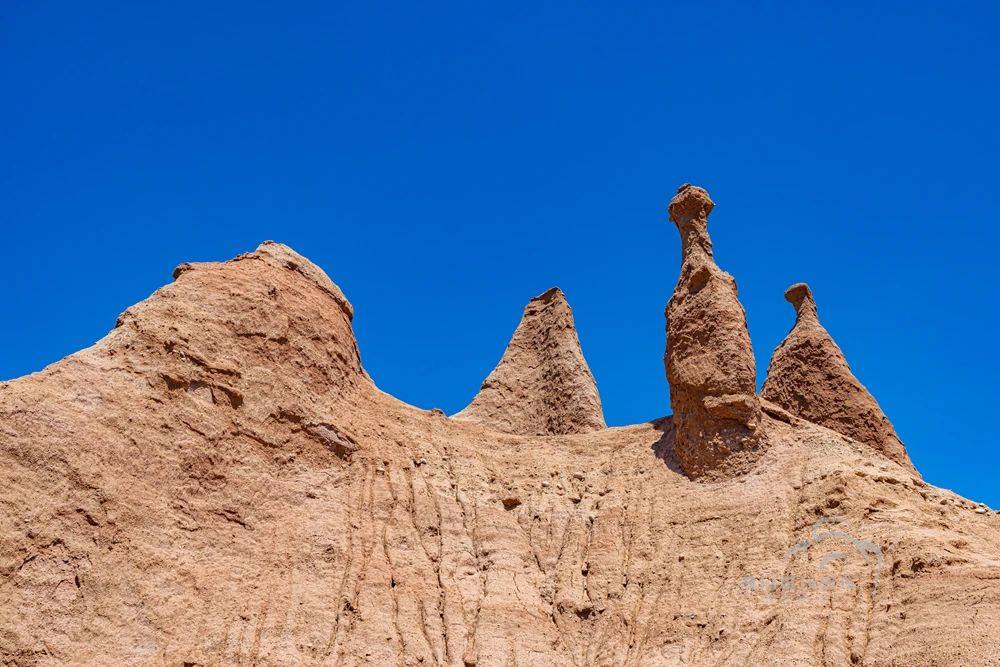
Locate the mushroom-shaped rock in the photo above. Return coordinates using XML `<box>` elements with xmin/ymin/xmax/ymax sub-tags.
<box><xmin>665</xmin><ymin>184</ymin><xmax>763</xmax><ymax>478</ymax></box>
<box><xmin>454</xmin><ymin>287</ymin><xmax>605</xmax><ymax>436</ymax></box>
<box><xmin>761</xmin><ymin>283</ymin><xmax>912</xmax><ymax>468</ymax></box>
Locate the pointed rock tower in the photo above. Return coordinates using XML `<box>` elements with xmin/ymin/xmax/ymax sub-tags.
<box><xmin>454</xmin><ymin>287</ymin><xmax>605</xmax><ymax>436</ymax></box>
<box><xmin>762</xmin><ymin>283</ymin><xmax>912</xmax><ymax>467</ymax></box>
<box><xmin>665</xmin><ymin>184</ymin><xmax>763</xmax><ymax>478</ymax></box>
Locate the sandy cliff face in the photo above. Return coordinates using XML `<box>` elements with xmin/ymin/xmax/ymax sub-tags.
<box><xmin>1</xmin><ymin>193</ymin><xmax>998</xmax><ymax>666</ymax></box>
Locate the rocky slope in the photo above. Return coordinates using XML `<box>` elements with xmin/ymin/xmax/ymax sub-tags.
<box><xmin>1</xmin><ymin>191</ymin><xmax>997</xmax><ymax>666</ymax></box>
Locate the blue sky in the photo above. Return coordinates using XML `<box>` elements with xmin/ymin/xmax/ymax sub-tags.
<box><xmin>2</xmin><ymin>2</ymin><xmax>997</xmax><ymax>506</ymax></box>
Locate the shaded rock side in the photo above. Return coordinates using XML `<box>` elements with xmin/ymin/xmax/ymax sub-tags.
<box><xmin>454</xmin><ymin>287</ymin><xmax>606</xmax><ymax>435</ymax></box>
<box><xmin>665</xmin><ymin>184</ymin><xmax>763</xmax><ymax>478</ymax></box>
<box><xmin>762</xmin><ymin>283</ymin><xmax>912</xmax><ymax>468</ymax></box>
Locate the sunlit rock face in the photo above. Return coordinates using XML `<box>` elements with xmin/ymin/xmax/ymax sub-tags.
<box><xmin>762</xmin><ymin>282</ymin><xmax>913</xmax><ymax>468</ymax></box>
<box><xmin>0</xmin><ymin>226</ymin><xmax>995</xmax><ymax>665</ymax></box>
<box><xmin>664</xmin><ymin>184</ymin><xmax>764</xmax><ymax>479</ymax></box>
<box><xmin>454</xmin><ymin>286</ymin><xmax>605</xmax><ymax>436</ymax></box>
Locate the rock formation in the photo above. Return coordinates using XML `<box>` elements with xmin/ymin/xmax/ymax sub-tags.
<box><xmin>1</xmin><ymin>226</ymin><xmax>997</xmax><ymax>665</ymax></box>
<box><xmin>664</xmin><ymin>184</ymin><xmax>763</xmax><ymax>478</ymax></box>
<box><xmin>454</xmin><ymin>287</ymin><xmax>605</xmax><ymax>436</ymax></box>
<box><xmin>762</xmin><ymin>282</ymin><xmax>913</xmax><ymax>468</ymax></box>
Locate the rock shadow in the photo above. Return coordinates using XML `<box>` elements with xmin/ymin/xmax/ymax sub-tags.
<box><xmin>649</xmin><ymin>416</ymin><xmax>684</xmax><ymax>476</ymax></box>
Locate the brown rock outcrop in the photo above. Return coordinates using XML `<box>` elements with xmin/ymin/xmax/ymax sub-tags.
<box><xmin>664</xmin><ymin>184</ymin><xmax>763</xmax><ymax>478</ymax></box>
<box><xmin>454</xmin><ymin>287</ymin><xmax>605</xmax><ymax>435</ymax></box>
<box><xmin>1</xmin><ymin>240</ymin><xmax>997</xmax><ymax>665</ymax></box>
<box><xmin>762</xmin><ymin>283</ymin><xmax>913</xmax><ymax>468</ymax></box>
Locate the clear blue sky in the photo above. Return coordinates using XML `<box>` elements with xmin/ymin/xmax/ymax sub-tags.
<box><xmin>2</xmin><ymin>2</ymin><xmax>997</xmax><ymax>506</ymax></box>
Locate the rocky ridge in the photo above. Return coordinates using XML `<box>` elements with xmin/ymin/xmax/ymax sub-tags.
<box><xmin>0</xmin><ymin>190</ymin><xmax>997</xmax><ymax>666</ymax></box>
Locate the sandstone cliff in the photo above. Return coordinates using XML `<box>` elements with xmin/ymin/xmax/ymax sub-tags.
<box><xmin>1</xmin><ymin>203</ymin><xmax>997</xmax><ymax>666</ymax></box>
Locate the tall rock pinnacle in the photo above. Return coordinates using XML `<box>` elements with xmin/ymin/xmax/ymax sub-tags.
<box><xmin>454</xmin><ymin>287</ymin><xmax>606</xmax><ymax>436</ymax></box>
<box><xmin>762</xmin><ymin>283</ymin><xmax>912</xmax><ymax>467</ymax></box>
<box><xmin>664</xmin><ymin>184</ymin><xmax>763</xmax><ymax>477</ymax></box>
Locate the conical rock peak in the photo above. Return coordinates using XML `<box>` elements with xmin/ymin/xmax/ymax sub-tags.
<box><xmin>454</xmin><ymin>287</ymin><xmax>605</xmax><ymax>436</ymax></box>
<box><xmin>762</xmin><ymin>283</ymin><xmax>912</xmax><ymax>467</ymax></box>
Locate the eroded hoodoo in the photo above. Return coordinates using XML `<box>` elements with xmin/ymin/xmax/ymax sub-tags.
<box><xmin>454</xmin><ymin>287</ymin><xmax>605</xmax><ymax>436</ymax></box>
<box><xmin>664</xmin><ymin>184</ymin><xmax>764</xmax><ymax>478</ymax></box>
<box><xmin>762</xmin><ymin>283</ymin><xmax>912</xmax><ymax>468</ymax></box>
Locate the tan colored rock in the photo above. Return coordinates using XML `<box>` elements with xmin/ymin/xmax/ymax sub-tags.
<box><xmin>664</xmin><ymin>184</ymin><xmax>763</xmax><ymax>478</ymax></box>
<box><xmin>454</xmin><ymin>287</ymin><xmax>605</xmax><ymax>435</ymax></box>
<box><xmin>1</xmin><ymin>243</ymin><xmax>996</xmax><ymax>666</ymax></box>
<box><xmin>762</xmin><ymin>283</ymin><xmax>913</xmax><ymax>468</ymax></box>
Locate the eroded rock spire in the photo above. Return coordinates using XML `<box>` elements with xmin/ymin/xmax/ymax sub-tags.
<box><xmin>762</xmin><ymin>283</ymin><xmax>912</xmax><ymax>467</ymax></box>
<box><xmin>665</xmin><ymin>184</ymin><xmax>763</xmax><ymax>477</ymax></box>
<box><xmin>454</xmin><ymin>287</ymin><xmax>605</xmax><ymax>436</ymax></box>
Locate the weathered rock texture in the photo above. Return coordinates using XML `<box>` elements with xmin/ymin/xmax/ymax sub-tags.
<box><xmin>1</xmin><ymin>240</ymin><xmax>997</xmax><ymax>666</ymax></box>
<box><xmin>664</xmin><ymin>184</ymin><xmax>763</xmax><ymax>478</ymax></box>
<box><xmin>762</xmin><ymin>283</ymin><xmax>912</xmax><ymax>468</ymax></box>
<box><xmin>454</xmin><ymin>287</ymin><xmax>605</xmax><ymax>436</ymax></box>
